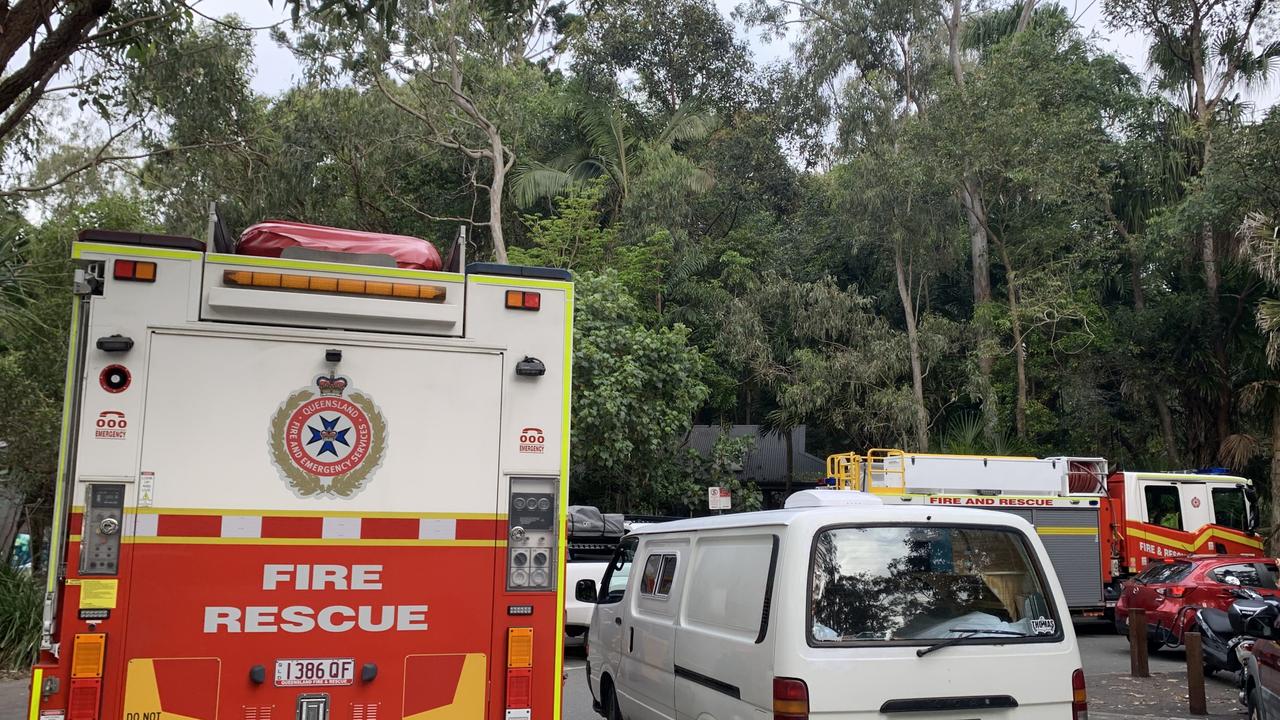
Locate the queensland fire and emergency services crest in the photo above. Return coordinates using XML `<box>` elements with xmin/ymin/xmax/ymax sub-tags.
<box><xmin>269</xmin><ymin>373</ymin><xmax>387</xmax><ymax>498</ymax></box>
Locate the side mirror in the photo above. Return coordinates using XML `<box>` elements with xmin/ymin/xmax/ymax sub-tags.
<box><xmin>576</xmin><ymin>578</ymin><xmax>598</xmax><ymax>603</ymax></box>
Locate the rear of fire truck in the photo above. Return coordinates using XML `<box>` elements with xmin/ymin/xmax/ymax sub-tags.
<box><xmin>825</xmin><ymin>450</ymin><xmax>1111</xmax><ymax>615</ymax></box>
<box><xmin>28</xmin><ymin>227</ymin><xmax>572</xmax><ymax>720</ymax></box>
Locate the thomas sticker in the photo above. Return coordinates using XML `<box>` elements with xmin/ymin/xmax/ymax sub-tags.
<box><xmin>1031</xmin><ymin>617</ymin><xmax>1056</xmax><ymax>635</ymax></box>
<box><xmin>269</xmin><ymin>373</ymin><xmax>387</xmax><ymax>498</ymax></box>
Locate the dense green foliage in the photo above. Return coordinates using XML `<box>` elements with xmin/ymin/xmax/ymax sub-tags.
<box><xmin>5</xmin><ymin>0</ymin><xmax>1280</xmax><ymax>537</ymax></box>
<box><xmin>0</xmin><ymin>565</ymin><xmax>41</xmax><ymax>671</ymax></box>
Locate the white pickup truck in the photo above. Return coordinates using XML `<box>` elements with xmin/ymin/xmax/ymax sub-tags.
<box><xmin>565</xmin><ymin>508</ymin><xmax>675</xmax><ymax>644</ymax></box>
<box><xmin>565</xmin><ymin>506</ymin><xmax>626</xmax><ymax>644</ymax></box>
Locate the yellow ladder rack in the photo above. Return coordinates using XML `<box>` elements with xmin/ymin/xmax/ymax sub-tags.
<box><xmin>825</xmin><ymin>452</ymin><xmax>863</xmax><ymax>490</ymax></box>
<box><xmin>864</xmin><ymin>448</ymin><xmax>907</xmax><ymax>494</ymax></box>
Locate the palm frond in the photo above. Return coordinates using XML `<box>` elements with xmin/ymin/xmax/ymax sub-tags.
<box><xmin>510</xmin><ymin>162</ymin><xmax>576</xmax><ymax>208</ymax></box>
<box><xmin>1219</xmin><ymin>433</ymin><xmax>1259</xmax><ymax>470</ymax></box>
<box><xmin>658</xmin><ymin>103</ymin><xmax>719</xmax><ymax>145</ymax></box>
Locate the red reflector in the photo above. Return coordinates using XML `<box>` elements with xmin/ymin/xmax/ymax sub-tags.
<box><xmin>1071</xmin><ymin>668</ymin><xmax>1087</xmax><ymax>720</ymax></box>
<box><xmin>68</xmin><ymin>677</ymin><xmax>102</xmax><ymax>720</ymax></box>
<box><xmin>113</xmin><ymin>259</ymin><xmax>135</xmax><ymax>279</ymax></box>
<box><xmin>507</xmin><ymin>667</ymin><xmax>533</xmax><ymax>708</ymax></box>
<box><xmin>523</xmin><ymin>292</ymin><xmax>541</xmax><ymax>310</ymax></box>
<box><xmin>773</xmin><ymin>676</ymin><xmax>809</xmax><ymax>720</ymax></box>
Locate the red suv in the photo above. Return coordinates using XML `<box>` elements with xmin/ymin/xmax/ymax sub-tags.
<box><xmin>1115</xmin><ymin>555</ymin><xmax>1280</xmax><ymax>650</ymax></box>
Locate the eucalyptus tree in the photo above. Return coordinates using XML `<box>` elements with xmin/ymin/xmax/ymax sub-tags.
<box><xmin>287</xmin><ymin>0</ymin><xmax>570</xmax><ymax>263</ymax></box>
<box><xmin>737</xmin><ymin>0</ymin><xmax>1051</xmax><ymax>437</ymax></box>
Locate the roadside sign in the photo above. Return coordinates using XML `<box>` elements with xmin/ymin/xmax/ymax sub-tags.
<box><xmin>708</xmin><ymin>486</ymin><xmax>731</xmax><ymax>511</ymax></box>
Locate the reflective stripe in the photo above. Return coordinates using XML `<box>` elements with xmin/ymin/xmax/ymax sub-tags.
<box><xmin>72</xmin><ymin>242</ymin><xmax>202</xmax><ymax>261</ymax></box>
<box><xmin>1036</xmin><ymin>527</ymin><xmax>1098</xmax><ymax>536</ymax></box>
<box><xmin>28</xmin><ymin>668</ymin><xmax>41</xmax><ymax>720</ymax></box>
<box><xmin>470</xmin><ymin>274</ymin><xmax>573</xmax><ymax>292</ymax></box>
<box><xmin>1129</xmin><ymin>526</ymin><xmax>1264</xmax><ymax>551</ymax></box>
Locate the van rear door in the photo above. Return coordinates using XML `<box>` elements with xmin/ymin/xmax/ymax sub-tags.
<box><xmin>786</xmin><ymin>523</ymin><xmax>1080</xmax><ymax>719</ymax></box>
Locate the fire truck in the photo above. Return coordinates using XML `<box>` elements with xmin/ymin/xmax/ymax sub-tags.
<box><xmin>824</xmin><ymin>450</ymin><xmax>1262</xmax><ymax>616</ymax></box>
<box><xmin>28</xmin><ymin>222</ymin><xmax>573</xmax><ymax>720</ymax></box>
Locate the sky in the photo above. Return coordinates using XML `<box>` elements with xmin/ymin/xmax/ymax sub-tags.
<box><xmin>201</xmin><ymin>0</ymin><xmax>1163</xmax><ymax>97</ymax></box>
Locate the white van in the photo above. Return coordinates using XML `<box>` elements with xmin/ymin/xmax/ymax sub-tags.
<box><xmin>579</xmin><ymin>491</ymin><xmax>1087</xmax><ymax>720</ymax></box>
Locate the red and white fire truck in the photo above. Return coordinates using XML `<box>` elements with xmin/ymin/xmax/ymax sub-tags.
<box><xmin>825</xmin><ymin>450</ymin><xmax>1262</xmax><ymax>615</ymax></box>
<box><xmin>28</xmin><ymin>223</ymin><xmax>573</xmax><ymax>720</ymax></box>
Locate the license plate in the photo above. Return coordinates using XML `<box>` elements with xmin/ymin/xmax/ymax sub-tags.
<box><xmin>274</xmin><ymin>657</ymin><xmax>355</xmax><ymax>687</ymax></box>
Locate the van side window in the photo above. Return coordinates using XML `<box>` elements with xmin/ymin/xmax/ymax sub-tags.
<box><xmin>639</xmin><ymin>553</ymin><xmax>677</xmax><ymax>598</ymax></box>
<box><xmin>656</xmin><ymin>555</ymin><xmax>677</xmax><ymax>596</ymax></box>
<box><xmin>640</xmin><ymin>554</ymin><xmax>662</xmax><ymax>595</ymax></box>
<box><xmin>597</xmin><ymin>537</ymin><xmax>637</xmax><ymax>605</ymax></box>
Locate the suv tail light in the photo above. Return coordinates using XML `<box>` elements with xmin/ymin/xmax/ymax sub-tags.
<box><xmin>773</xmin><ymin>677</ymin><xmax>808</xmax><ymax>720</ymax></box>
<box><xmin>1072</xmin><ymin>668</ymin><xmax>1088</xmax><ymax>720</ymax></box>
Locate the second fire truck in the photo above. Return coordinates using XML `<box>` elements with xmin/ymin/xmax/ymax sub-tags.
<box><xmin>825</xmin><ymin>450</ymin><xmax>1262</xmax><ymax>615</ymax></box>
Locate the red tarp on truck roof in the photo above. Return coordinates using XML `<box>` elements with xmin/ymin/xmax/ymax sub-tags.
<box><xmin>237</xmin><ymin>220</ymin><xmax>443</xmax><ymax>271</ymax></box>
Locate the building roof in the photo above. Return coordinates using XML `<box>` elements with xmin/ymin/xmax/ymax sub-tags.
<box><xmin>684</xmin><ymin>425</ymin><xmax>826</xmax><ymax>485</ymax></box>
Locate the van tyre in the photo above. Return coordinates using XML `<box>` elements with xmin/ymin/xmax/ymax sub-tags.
<box><xmin>603</xmin><ymin>682</ymin><xmax>623</xmax><ymax>720</ymax></box>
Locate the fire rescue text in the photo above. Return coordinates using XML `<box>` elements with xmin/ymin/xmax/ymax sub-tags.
<box><xmin>203</xmin><ymin>563</ymin><xmax>429</xmax><ymax>633</ymax></box>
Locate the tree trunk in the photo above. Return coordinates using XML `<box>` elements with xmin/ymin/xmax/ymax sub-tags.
<box><xmin>0</xmin><ymin>486</ymin><xmax>22</xmax><ymax>567</ymax></box>
<box><xmin>1269</xmin><ymin>400</ymin><xmax>1280</xmax><ymax>554</ymax></box>
<box><xmin>1015</xmin><ymin>0</ymin><xmax>1037</xmax><ymax>32</ymax></box>
<box><xmin>1155</xmin><ymin>395</ymin><xmax>1179</xmax><ymax>467</ymax></box>
<box><xmin>1126</xmin><ymin>228</ymin><xmax>1180</xmax><ymax>466</ymax></box>
<box><xmin>996</xmin><ymin>241</ymin><xmax>1028</xmax><ymax>439</ymax></box>
<box><xmin>961</xmin><ymin>177</ymin><xmax>997</xmax><ymax>436</ymax></box>
<box><xmin>783</xmin><ymin>430</ymin><xmax>794</xmax><ymax>497</ymax></box>
<box><xmin>893</xmin><ymin>240</ymin><xmax>930</xmax><ymax>450</ymax></box>
<box><xmin>487</xmin><ymin>132</ymin><xmax>510</xmax><ymax>264</ymax></box>
<box><xmin>28</xmin><ymin>504</ymin><xmax>45</xmax><ymax>576</ymax></box>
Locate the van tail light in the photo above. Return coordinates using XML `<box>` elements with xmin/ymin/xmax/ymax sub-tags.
<box><xmin>1071</xmin><ymin>668</ymin><xmax>1088</xmax><ymax>720</ymax></box>
<box><xmin>773</xmin><ymin>677</ymin><xmax>809</xmax><ymax>720</ymax></box>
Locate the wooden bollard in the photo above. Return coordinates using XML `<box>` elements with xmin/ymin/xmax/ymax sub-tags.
<box><xmin>1129</xmin><ymin>608</ymin><xmax>1150</xmax><ymax>677</ymax></box>
<box><xmin>1185</xmin><ymin>631</ymin><xmax>1207</xmax><ymax>715</ymax></box>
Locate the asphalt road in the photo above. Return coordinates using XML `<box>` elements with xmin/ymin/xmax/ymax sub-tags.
<box><xmin>0</xmin><ymin>628</ymin><xmax>1245</xmax><ymax>720</ymax></box>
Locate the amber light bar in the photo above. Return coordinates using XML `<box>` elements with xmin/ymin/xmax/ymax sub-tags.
<box><xmin>223</xmin><ymin>270</ymin><xmax>446</xmax><ymax>302</ymax></box>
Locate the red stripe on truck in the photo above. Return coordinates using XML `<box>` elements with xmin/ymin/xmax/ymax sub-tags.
<box><xmin>157</xmin><ymin>514</ymin><xmax>221</xmax><ymax>537</ymax></box>
<box><xmin>360</xmin><ymin>517</ymin><xmax>419</xmax><ymax>539</ymax></box>
<box><xmin>260</xmin><ymin>515</ymin><xmax>324</xmax><ymax>538</ymax></box>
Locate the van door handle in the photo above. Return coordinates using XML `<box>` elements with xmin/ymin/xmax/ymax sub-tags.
<box><xmin>615</xmin><ymin>617</ymin><xmax>622</xmax><ymax>626</ymax></box>
<box><xmin>629</xmin><ymin>627</ymin><xmax>634</xmax><ymax>653</ymax></box>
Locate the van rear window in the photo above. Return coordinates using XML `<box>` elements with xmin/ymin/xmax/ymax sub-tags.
<box><xmin>808</xmin><ymin>525</ymin><xmax>1061</xmax><ymax>645</ymax></box>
